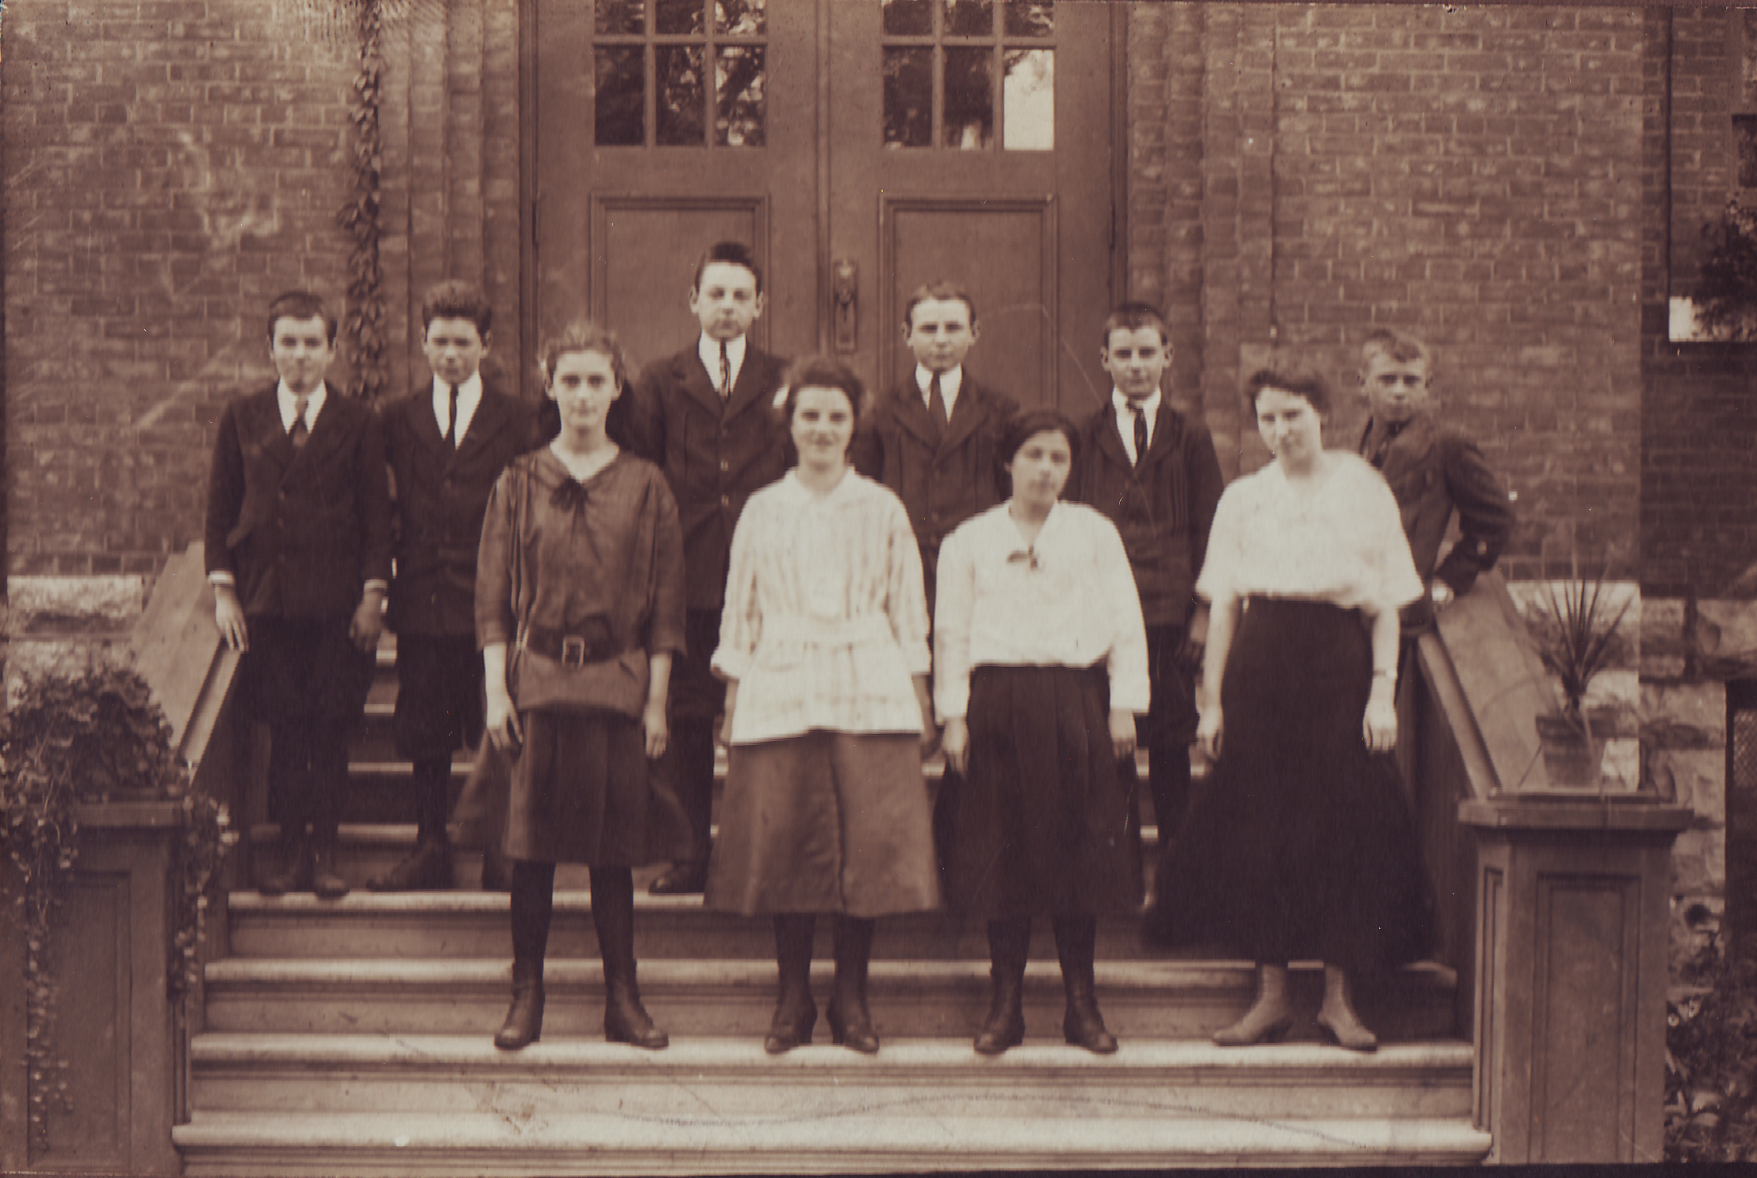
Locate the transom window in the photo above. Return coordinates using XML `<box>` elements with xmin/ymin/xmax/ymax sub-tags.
<box><xmin>593</xmin><ymin>0</ymin><xmax>768</xmax><ymax>147</ymax></box>
<box><xmin>881</xmin><ymin>0</ymin><xmax>1054</xmax><ymax>150</ymax></box>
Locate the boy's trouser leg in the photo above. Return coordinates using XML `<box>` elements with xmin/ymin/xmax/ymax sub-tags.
<box><xmin>368</xmin><ymin>755</ymin><xmax>455</xmax><ymax>890</ymax></box>
<box><xmin>650</xmin><ymin>608</ymin><xmax>720</xmax><ymax>895</ymax></box>
<box><xmin>308</xmin><ymin>721</ymin><xmax>352</xmax><ymax>898</ymax></box>
<box><xmin>1143</xmin><ymin>624</ymin><xmax>1194</xmax><ymax>838</ymax></box>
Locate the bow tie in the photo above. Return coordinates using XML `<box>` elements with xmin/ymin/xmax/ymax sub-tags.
<box><xmin>550</xmin><ymin>478</ymin><xmax>591</xmax><ymax>513</ymax></box>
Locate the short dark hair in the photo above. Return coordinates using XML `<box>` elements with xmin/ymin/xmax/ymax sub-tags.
<box><xmin>265</xmin><ymin>291</ymin><xmax>338</xmax><ymax>344</ymax></box>
<box><xmin>1101</xmin><ymin>302</ymin><xmax>1169</xmax><ymax>349</ymax></box>
<box><xmin>1359</xmin><ymin>327</ymin><xmax>1431</xmax><ymax>370</ymax></box>
<box><xmin>1246</xmin><ymin>368</ymin><xmax>1331</xmax><ymax>416</ymax></box>
<box><xmin>994</xmin><ymin>408</ymin><xmax>1081</xmax><ymax>496</ymax></box>
<box><xmin>421</xmin><ymin>280</ymin><xmax>493</xmax><ymax>337</ymax></box>
<box><xmin>692</xmin><ymin>241</ymin><xmax>764</xmax><ymax>297</ymax></box>
<box><xmin>903</xmin><ymin>281</ymin><xmax>978</xmax><ymax>330</ymax></box>
<box><xmin>779</xmin><ymin>354</ymin><xmax>865</xmax><ymax>436</ymax></box>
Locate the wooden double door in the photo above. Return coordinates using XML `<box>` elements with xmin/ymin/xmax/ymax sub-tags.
<box><xmin>535</xmin><ymin>0</ymin><xmax>1118</xmax><ymax>412</ymax></box>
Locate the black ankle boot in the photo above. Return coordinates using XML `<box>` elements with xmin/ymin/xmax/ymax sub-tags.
<box><xmin>975</xmin><ymin>918</ymin><xmax>1029</xmax><ymax>1055</ymax></box>
<box><xmin>592</xmin><ymin>868</ymin><xmax>667</xmax><ymax>1049</ymax></box>
<box><xmin>1055</xmin><ymin>913</ymin><xmax>1117</xmax><ymax>1055</ymax></box>
<box><xmin>259</xmin><ymin>828</ymin><xmax>313</xmax><ymax>896</ymax></box>
<box><xmin>495</xmin><ymin>958</ymin><xmax>545</xmax><ymax>1050</ymax></box>
<box><xmin>826</xmin><ymin>916</ymin><xmax>878</xmax><ymax>1054</ymax></box>
<box><xmin>765</xmin><ymin>914</ymin><xmax>817</xmax><ymax>1054</ymax></box>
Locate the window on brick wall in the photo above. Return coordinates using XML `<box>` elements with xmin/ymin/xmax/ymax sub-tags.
<box><xmin>880</xmin><ymin>0</ymin><xmax>1054</xmax><ymax>150</ymax></box>
<box><xmin>593</xmin><ymin>0</ymin><xmax>768</xmax><ymax>146</ymax></box>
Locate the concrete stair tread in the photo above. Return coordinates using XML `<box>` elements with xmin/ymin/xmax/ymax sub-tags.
<box><xmin>173</xmin><ymin>1107</ymin><xmax>1493</xmax><ymax>1172</ymax></box>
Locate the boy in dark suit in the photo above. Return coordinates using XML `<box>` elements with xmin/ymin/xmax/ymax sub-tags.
<box><xmin>1357</xmin><ymin>327</ymin><xmax>1514</xmax><ymax>648</ymax></box>
<box><xmin>850</xmin><ymin>281</ymin><xmax>1017</xmax><ymax>616</ymax></box>
<box><xmin>207</xmin><ymin>291</ymin><xmax>393</xmax><ymax>898</ymax></box>
<box><xmin>369</xmin><ymin>280</ymin><xmax>542</xmax><ymax>892</ymax></box>
<box><xmin>1071</xmin><ymin>303</ymin><xmax>1225</xmax><ymax>840</ymax></box>
<box><xmin>625</xmin><ymin>241</ymin><xmax>790</xmax><ymax>895</ymax></box>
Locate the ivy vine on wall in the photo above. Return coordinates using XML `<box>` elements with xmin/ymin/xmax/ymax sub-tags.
<box><xmin>339</xmin><ymin>0</ymin><xmax>389</xmax><ymax>401</ymax></box>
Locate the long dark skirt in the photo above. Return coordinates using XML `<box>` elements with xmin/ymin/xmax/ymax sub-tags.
<box><xmin>941</xmin><ymin>664</ymin><xmax>1143</xmax><ymax>919</ymax></box>
<box><xmin>1143</xmin><ymin>598</ymin><xmax>1436</xmax><ymax>977</ymax></box>
<box><xmin>706</xmin><ymin>731</ymin><xmax>941</xmax><ymax>918</ymax></box>
<box><xmin>501</xmin><ymin>708</ymin><xmax>692</xmax><ymax>866</ymax></box>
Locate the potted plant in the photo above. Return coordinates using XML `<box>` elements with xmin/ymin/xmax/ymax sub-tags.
<box><xmin>1531</xmin><ymin>568</ymin><xmax>1633</xmax><ymax>786</ymax></box>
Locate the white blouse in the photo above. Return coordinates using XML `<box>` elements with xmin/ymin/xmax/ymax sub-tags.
<box><xmin>934</xmin><ymin>501</ymin><xmax>1150</xmax><ymax>721</ymax></box>
<box><xmin>1196</xmin><ymin>453</ymin><xmax>1424</xmax><ymax>614</ymax></box>
<box><xmin>713</xmin><ymin>471</ymin><xmax>931</xmax><ymax>744</ymax></box>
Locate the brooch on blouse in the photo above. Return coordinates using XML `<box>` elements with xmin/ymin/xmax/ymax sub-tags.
<box><xmin>1005</xmin><ymin>548</ymin><xmax>1040</xmax><ymax>572</ymax></box>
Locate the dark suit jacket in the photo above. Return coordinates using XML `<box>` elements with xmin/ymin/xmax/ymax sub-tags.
<box><xmin>384</xmin><ymin>380</ymin><xmax>543</xmax><ymax>636</ymax></box>
<box><xmin>1360</xmin><ymin>408</ymin><xmax>1515</xmax><ymax>631</ymax></box>
<box><xmin>849</xmin><ymin>374</ymin><xmax>1017</xmax><ymax>598</ymax></box>
<box><xmin>1071</xmin><ymin>400</ymin><xmax>1225</xmax><ymax>630</ymax></box>
<box><xmin>624</xmin><ymin>343</ymin><xmax>791</xmax><ymax>612</ymax></box>
<box><xmin>204</xmin><ymin>385</ymin><xmax>393</xmax><ymax>620</ymax></box>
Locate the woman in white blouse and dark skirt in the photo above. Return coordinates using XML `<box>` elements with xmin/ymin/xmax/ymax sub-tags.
<box><xmin>1143</xmin><ymin>369</ymin><xmax>1436</xmax><ymax>1051</ymax></box>
<box><xmin>704</xmin><ymin>355</ymin><xmax>941</xmax><ymax>1056</ymax></box>
<box><xmin>936</xmin><ymin>409</ymin><xmax>1150</xmax><ymax>1055</ymax></box>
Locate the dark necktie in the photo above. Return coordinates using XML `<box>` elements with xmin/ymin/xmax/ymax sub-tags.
<box><xmin>1131</xmin><ymin>404</ymin><xmax>1148</xmax><ymax>466</ymax></box>
<box><xmin>443</xmin><ymin>383</ymin><xmax>459</xmax><ymax>448</ymax></box>
<box><xmin>290</xmin><ymin>395</ymin><xmax>310</xmax><ymax>449</ymax></box>
<box><xmin>718</xmin><ymin>343</ymin><xmax>731</xmax><ymax>398</ymax></box>
<box><xmin>1366</xmin><ymin>419</ymin><xmax>1404</xmax><ymax>468</ymax></box>
<box><xmin>928</xmin><ymin>373</ymin><xmax>948</xmax><ymax>442</ymax></box>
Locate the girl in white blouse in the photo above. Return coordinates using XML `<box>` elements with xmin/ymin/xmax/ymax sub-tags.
<box><xmin>704</xmin><ymin>355</ymin><xmax>940</xmax><ymax>1056</ymax></box>
<box><xmin>936</xmin><ymin>409</ymin><xmax>1150</xmax><ymax>1055</ymax></box>
<box><xmin>1143</xmin><ymin>369</ymin><xmax>1435</xmax><ymax>1052</ymax></box>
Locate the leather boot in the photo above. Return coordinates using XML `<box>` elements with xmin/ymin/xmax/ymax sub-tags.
<box><xmin>593</xmin><ymin>868</ymin><xmax>667</xmax><ymax>1049</ymax></box>
<box><xmin>1316</xmin><ymin>963</ymin><xmax>1377</xmax><ymax>1052</ymax></box>
<box><xmin>1213</xmin><ymin>962</ymin><xmax>1293</xmax><ymax>1046</ymax></box>
<box><xmin>494</xmin><ymin>957</ymin><xmax>545</xmax><ymax>1050</ymax></box>
<box><xmin>310</xmin><ymin>834</ymin><xmax>351</xmax><ymax>899</ymax></box>
<box><xmin>975</xmin><ymin>918</ymin><xmax>1030</xmax><ymax>1055</ymax></box>
<box><xmin>827</xmin><ymin>915</ymin><xmax>879</xmax><ymax>1054</ymax></box>
<box><xmin>367</xmin><ymin>837</ymin><xmax>453</xmax><ymax>892</ymax></box>
<box><xmin>764</xmin><ymin>914</ymin><xmax>817</xmax><ymax>1054</ymax></box>
<box><xmin>258</xmin><ymin>827</ymin><xmax>313</xmax><ymax>896</ymax></box>
<box><xmin>1054</xmin><ymin>913</ymin><xmax>1117</xmax><ymax>1054</ymax></box>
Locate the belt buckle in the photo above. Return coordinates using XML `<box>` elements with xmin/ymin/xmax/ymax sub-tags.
<box><xmin>561</xmin><ymin>636</ymin><xmax>587</xmax><ymax>668</ymax></box>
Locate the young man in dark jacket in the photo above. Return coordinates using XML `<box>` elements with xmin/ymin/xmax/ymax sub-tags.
<box><xmin>1071</xmin><ymin>303</ymin><xmax>1225</xmax><ymax>840</ymax></box>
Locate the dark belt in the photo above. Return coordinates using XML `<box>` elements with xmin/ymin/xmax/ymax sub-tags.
<box><xmin>521</xmin><ymin>623</ymin><xmax>629</xmax><ymax>668</ymax></box>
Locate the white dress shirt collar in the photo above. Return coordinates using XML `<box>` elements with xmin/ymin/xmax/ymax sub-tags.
<box><xmin>699</xmin><ymin>334</ymin><xmax>747</xmax><ymax>392</ymax></box>
<box><xmin>276</xmin><ymin>381</ymin><xmax>328</xmax><ymax>433</ymax></box>
<box><xmin>432</xmin><ymin>371</ymin><xmax>484</xmax><ymax>443</ymax></box>
<box><xmin>916</xmin><ymin>364</ymin><xmax>963</xmax><ymax>418</ymax></box>
<box><xmin>1111</xmin><ymin>387</ymin><xmax>1161</xmax><ymax>464</ymax></box>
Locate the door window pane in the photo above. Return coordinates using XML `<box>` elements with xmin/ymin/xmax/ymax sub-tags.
<box><xmin>1002</xmin><ymin>48</ymin><xmax>1052</xmax><ymax>150</ymax></box>
<box><xmin>656</xmin><ymin>0</ymin><xmax>705</xmax><ymax>35</ymax></box>
<box><xmin>945</xmin><ymin>0</ymin><xmax>992</xmax><ymax>38</ymax></box>
<box><xmin>883</xmin><ymin>48</ymin><xmax>933</xmax><ymax>147</ymax></box>
<box><xmin>597</xmin><ymin>0</ymin><xmax>645</xmax><ymax>35</ymax></box>
<box><xmin>717</xmin><ymin>46</ymin><xmax>766</xmax><ymax>146</ymax></box>
<box><xmin>717</xmin><ymin>0</ymin><xmax>766</xmax><ymax>36</ymax></box>
<box><xmin>657</xmin><ymin>45</ymin><xmax>707</xmax><ymax>145</ymax></box>
<box><xmin>943</xmin><ymin>48</ymin><xmax>993</xmax><ymax>149</ymax></box>
<box><xmin>595</xmin><ymin>47</ymin><xmax>645</xmax><ymax>146</ymax></box>
<box><xmin>883</xmin><ymin>0</ymin><xmax>932</xmax><ymax>37</ymax></box>
<box><xmin>1003</xmin><ymin>0</ymin><xmax>1052</xmax><ymax>38</ymax></box>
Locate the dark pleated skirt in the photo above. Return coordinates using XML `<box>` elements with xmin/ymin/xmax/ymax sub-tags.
<box><xmin>941</xmin><ymin>664</ymin><xmax>1143</xmax><ymax>919</ymax></box>
<box><xmin>500</xmin><ymin>708</ymin><xmax>692</xmax><ymax>866</ymax></box>
<box><xmin>705</xmin><ymin>731</ymin><xmax>941</xmax><ymax>918</ymax></box>
<box><xmin>1142</xmin><ymin>598</ymin><xmax>1437</xmax><ymax>977</ymax></box>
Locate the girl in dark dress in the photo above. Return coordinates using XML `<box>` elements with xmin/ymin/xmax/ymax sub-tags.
<box><xmin>476</xmin><ymin>323</ymin><xmax>689</xmax><ymax>1051</ymax></box>
<box><xmin>935</xmin><ymin>410</ymin><xmax>1150</xmax><ymax>1055</ymax></box>
<box><xmin>1143</xmin><ymin>370</ymin><xmax>1435</xmax><ymax>1051</ymax></box>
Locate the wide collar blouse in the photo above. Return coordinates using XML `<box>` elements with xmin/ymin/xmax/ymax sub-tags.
<box><xmin>712</xmin><ymin>469</ymin><xmax>931</xmax><ymax>744</ymax></box>
<box><xmin>933</xmin><ymin>500</ymin><xmax>1150</xmax><ymax>721</ymax></box>
<box><xmin>1195</xmin><ymin>452</ymin><xmax>1423</xmax><ymax>615</ymax></box>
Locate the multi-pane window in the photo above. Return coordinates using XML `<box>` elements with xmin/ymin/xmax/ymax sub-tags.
<box><xmin>881</xmin><ymin>0</ymin><xmax>1054</xmax><ymax>150</ymax></box>
<box><xmin>593</xmin><ymin>0</ymin><xmax>767</xmax><ymax>146</ymax></box>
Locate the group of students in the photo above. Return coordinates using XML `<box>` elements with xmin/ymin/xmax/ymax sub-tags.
<box><xmin>206</xmin><ymin>239</ymin><xmax>1514</xmax><ymax>1061</ymax></box>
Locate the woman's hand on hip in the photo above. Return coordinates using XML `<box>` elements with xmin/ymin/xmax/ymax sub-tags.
<box><xmin>1196</xmin><ymin>706</ymin><xmax>1223</xmax><ymax>761</ymax></box>
<box><xmin>1109</xmin><ymin>709</ymin><xmax>1137</xmax><ymax>762</ymax></box>
<box><xmin>941</xmin><ymin>718</ymin><xmax>970</xmax><ymax>776</ymax></box>
<box><xmin>642</xmin><ymin>699</ymin><xmax>669</xmax><ymax>759</ymax></box>
<box><xmin>1363</xmin><ymin>696</ymin><xmax>1397</xmax><ymax>753</ymax></box>
<box><xmin>484</xmin><ymin>685</ymin><xmax>522</xmax><ymax>754</ymax></box>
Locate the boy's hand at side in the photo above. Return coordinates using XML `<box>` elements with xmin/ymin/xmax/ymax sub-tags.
<box><xmin>1176</xmin><ymin>603</ymin><xmax>1209</xmax><ymax>670</ymax></box>
<box><xmin>213</xmin><ymin>584</ymin><xmax>249</xmax><ymax>651</ymax></box>
<box><xmin>941</xmin><ymin>718</ymin><xmax>970</xmax><ymax>775</ymax></box>
<box><xmin>349</xmin><ymin>587</ymin><xmax>386</xmax><ymax>653</ymax></box>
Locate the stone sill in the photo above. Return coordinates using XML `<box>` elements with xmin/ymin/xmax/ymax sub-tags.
<box><xmin>70</xmin><ymin>799</ymin><xmax>188</xmax><ymax>829</ymax></box>
<box><xmin>1459</xmin><ymin>796</ymin><xmax>1692</xmax><ymax>834</ymax></box>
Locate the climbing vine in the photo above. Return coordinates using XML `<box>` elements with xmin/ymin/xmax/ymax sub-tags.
<box><xmin>339</xmin><ymin>0</ymin><xmax>388</xmax><ymax>402</ymax></box>
<box><xmin>0</xmin><ymin>668</ymin><xmax>233</xmax><ymax>1155</ymax></box>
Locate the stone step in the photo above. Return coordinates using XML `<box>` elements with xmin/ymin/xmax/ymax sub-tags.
<box><xmin>185</xmin><ymin>1032</ymin><xmax>1477</xmax><ymax>1121</ymax></box>
<box><xmin>224</xmin><ymin>888</ymin><xmax>1186</xmax><ymax>961</ymax></box>
<box><xmin>174</xmin><ymin>1104</ymin><xmax>1492</xmax><ymax>1175</ymax></box>
<box><xmin>200</xmin><ymin>957</ymin><xmax>1459</xmax><ymax>1043</ymax></box>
